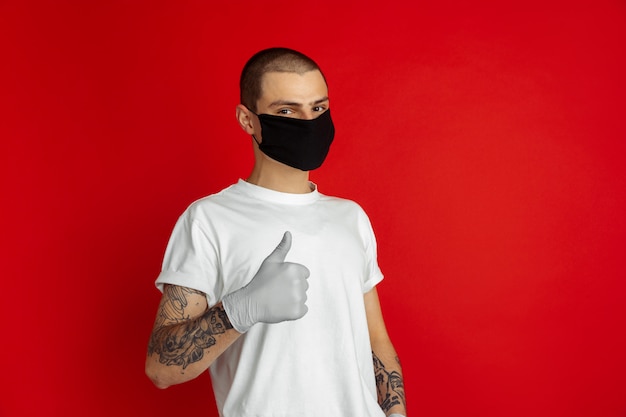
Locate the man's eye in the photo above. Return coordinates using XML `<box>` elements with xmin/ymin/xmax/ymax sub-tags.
<box><xmin>278</xmin><ymin>109</ymin><xmax>293</xmax><ymax>115</ymax></box>
<box><xmin>313</xmin><ymin>106</ymin><xmax>326</xmax><ymax>112</ymax></box>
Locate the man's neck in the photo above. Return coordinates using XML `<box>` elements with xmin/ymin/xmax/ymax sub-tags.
<box><xmin>246</xmin><ymin>161</ymin><xmax>312</xmax><ymax>194</ymax></box>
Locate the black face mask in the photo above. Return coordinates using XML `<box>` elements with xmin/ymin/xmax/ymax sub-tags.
<box><xmin>252</xmin><ymin>110</ymin><xmax>335</xmax><ymax>171</ymax></box>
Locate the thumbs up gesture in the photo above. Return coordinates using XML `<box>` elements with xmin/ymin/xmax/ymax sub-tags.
<box><xmin>223</xmin><ymin>231</ymin><xmax>310</xmax><ymax>333</ymax></box>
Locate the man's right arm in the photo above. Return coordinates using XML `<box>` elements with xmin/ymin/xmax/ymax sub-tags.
<box><xmin>145</xmin><ymin>285</ymin><xmax>242</xmax><ymax>389</ymax></box>
<box><xmin>146</xmin><ymin>231</ymin><xmax>309</xmax><ymax>389</ymax></box>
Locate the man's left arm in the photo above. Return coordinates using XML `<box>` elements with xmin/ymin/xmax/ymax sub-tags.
<box><xmin>365</xmin><ymin>288</ymin><xmax>407</xmax><ymax>417</ymax></box>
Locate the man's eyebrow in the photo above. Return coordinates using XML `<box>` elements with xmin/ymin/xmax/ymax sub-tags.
<box><xmin>268</xmin><ymin>96</ymin><xmax>329</xmax><ymax>108</ymax></box>
<box><xmin>312</xmin><ymin>96</ymin><xmax>329</xmax><ymax>105</ymax></box>
<box><xmin>268</xmin><ymin>100</ymin><xmax>302</xmax><ymax>108</ymax></box>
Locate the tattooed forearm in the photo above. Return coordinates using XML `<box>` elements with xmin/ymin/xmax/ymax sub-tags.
<box><xmin>147</xmin><ymin>286</ymin><xmax>233</xmax><ymax>370</ymax></box>
<box><xmin>148</xmin><ymin>305</ymin><xmax>233</xmax><ymax>369</ymax></box>
<box><xmin>373</xmin><ymin>352</ymin><xmax>406</xmax><ymax>413</ymax></box>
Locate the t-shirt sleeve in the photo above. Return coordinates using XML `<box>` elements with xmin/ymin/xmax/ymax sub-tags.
<box><xmin>358</xmin><ymin>208</ymin><xmax>384</xmax><ymax>293</ymax></box>
<box><xmin>155</xmin><ymin>208</ymin><xmax>222</xmax><ymax>306</ymax></box>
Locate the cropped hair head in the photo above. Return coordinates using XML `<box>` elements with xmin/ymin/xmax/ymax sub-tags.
<box><xmin>240</xmin><ymin>47</ymin><xmax>325</xmax><ymax>112</ymax></box>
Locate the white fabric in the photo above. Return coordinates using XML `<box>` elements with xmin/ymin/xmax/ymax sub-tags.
<box><xmin>156</xmin><ymin>179</ymin><xmax>385</xmax><ymax>417</ymax></box>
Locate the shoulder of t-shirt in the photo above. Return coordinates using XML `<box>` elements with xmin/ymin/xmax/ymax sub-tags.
<box><xmin>318</xmin><ymin>192</ymin><xmax>368</xmax><ymax>213</ymax></box>
<box><xmin>178</xmin><ymin>183</ymin><xmax>238</xmax><ymax>218</ymax></box>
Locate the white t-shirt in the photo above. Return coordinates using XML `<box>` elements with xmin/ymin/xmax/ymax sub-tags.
<box><xmin>156</xmin><ymin>179</ymin><xmax>385</xmax><ymax>417</ymax></box>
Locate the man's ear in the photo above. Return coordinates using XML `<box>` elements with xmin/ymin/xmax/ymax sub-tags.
<box><xmin>236</xmin><ymin>104</ymin><xmax>256</xmax><ymax>135</ymax></box>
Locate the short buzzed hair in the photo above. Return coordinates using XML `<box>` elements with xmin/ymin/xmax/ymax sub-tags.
<box><xmin>240</xmin><ymin>47</ymin><xmax>325</xmax><ymax>112</ymax></box>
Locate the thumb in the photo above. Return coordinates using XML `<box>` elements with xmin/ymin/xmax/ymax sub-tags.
<box><xmin>265</xmin><ymin>231</ymin><xmax>292</xmax><ymax>263</ymax></box>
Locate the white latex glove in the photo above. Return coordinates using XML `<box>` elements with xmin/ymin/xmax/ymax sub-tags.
<box><xmin>222</xmin><ymin>231</ymin><xmax>310</xmax><ymax>333</ymax></box>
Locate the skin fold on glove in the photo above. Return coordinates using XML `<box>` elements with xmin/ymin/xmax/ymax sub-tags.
<box><xmin>222</xmin><ymin>231</ymin><xmax>310</xmax><ymax>333</ymax></box>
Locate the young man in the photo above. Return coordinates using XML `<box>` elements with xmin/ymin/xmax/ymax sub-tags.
<box><xmin>146</xmin><ymin>47</ymin><xmax>407</xmax><ymax>417</ymax></box>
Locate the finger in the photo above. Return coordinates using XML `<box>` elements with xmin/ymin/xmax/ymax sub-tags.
<box><xmin>265</xmin><ymin>231</ymin><xmax>292</xmax><ymax>262</ymax></box>
<box><xmin>302</xmin><ymin>265</ymin><xmax>310</xmax><ymax>279</ymax></box>
<box><xmin>283</xmin><ymin>262</ymin><xmax>310</xmax><ymax>279</ymax></box>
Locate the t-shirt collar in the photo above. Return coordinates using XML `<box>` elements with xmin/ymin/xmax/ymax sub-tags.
<box><xmin>235</xmin><ymin>178</ymin><xmax>321</xmax><ymax>205</ymax></box>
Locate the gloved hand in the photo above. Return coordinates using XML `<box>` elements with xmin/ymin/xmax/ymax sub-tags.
<box><xmin>222</xmin><ymin>231</ymin><xmax>310</xmax><ymax>333</ymax></box>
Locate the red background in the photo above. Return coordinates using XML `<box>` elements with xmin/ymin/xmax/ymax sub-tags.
<box><xmin>1</xmin><ymin>1</ymin><xmax>625</xmax><ymax>416</ymax></box>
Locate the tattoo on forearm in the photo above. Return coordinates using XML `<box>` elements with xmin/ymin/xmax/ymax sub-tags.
<box><xmin>373</xmin><ymin>352</ymin><xmax>406</xmax><ymax>413</ymax></box>
<box><xmin>147</xmin><ymin>286</ymin><xmax>233</xmax><ymax>369</ymax></box>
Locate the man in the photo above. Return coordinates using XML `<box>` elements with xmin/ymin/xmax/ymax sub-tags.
<box><xmin>146</xmin><ymin>47</ymin><xmax>407</xmax><ymax>417</ymax></box>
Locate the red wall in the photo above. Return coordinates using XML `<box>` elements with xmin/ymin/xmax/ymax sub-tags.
<box><xmin>1</xmin><ymin>1</ymin><xmax>625</xmax><ymax>416</ymax></box>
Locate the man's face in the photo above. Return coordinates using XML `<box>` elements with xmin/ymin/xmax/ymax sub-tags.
<box><xmin>255</xmin><ymin>70</ymin><xmax>329</xmax><ymax>121</ymax></box>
